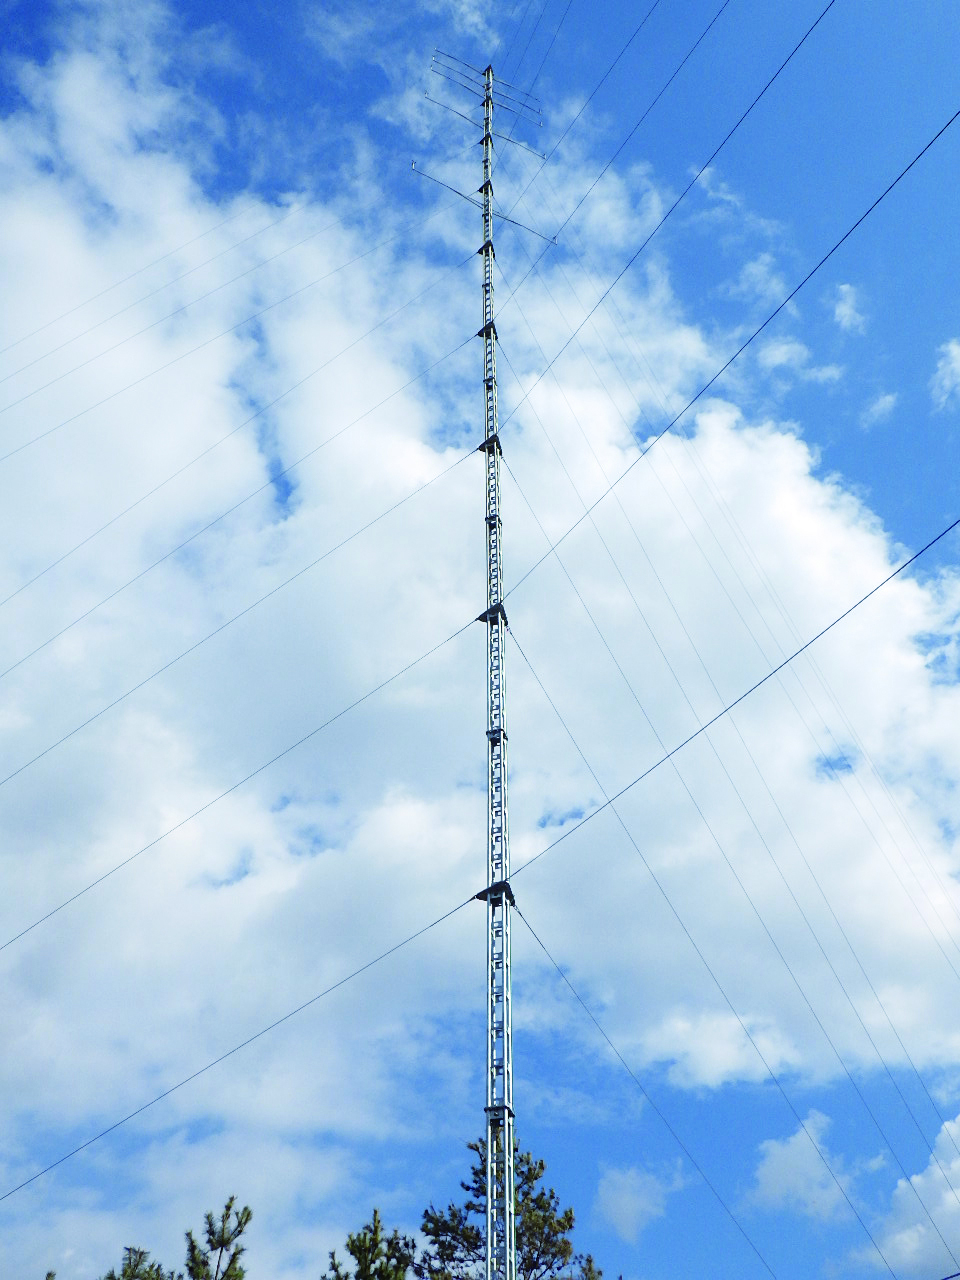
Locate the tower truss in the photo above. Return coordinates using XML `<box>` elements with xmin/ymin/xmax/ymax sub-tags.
<box><xmin>476</xmin><ymin>61</ymin><xmax>517</xmax><ymax>1280</ymax></box>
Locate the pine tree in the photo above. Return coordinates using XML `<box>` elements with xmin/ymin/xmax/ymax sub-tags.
<box><xmin>101</xmin><ymin>1245</ymin><xmax>179</xmax><ymax>1280</ymax></box>
<box><xmin>185</xmin><ymin>1197</ymin><xmax>252</xmax><ymax>1280</ymax></box>
<box><xmin>322</xmin><ymin>1208</ymin><xmax>417</xmax><ymax>1280</ymax></box>
<box><xmin>416</xmin><ymin>1139</ymin><xmax>600</xmax><ymax>1280</ymax></box>
<box><xmin>92</xmin><ymin>1198</ymin><xmax>252</xmax><ymax>1280</ymax></box>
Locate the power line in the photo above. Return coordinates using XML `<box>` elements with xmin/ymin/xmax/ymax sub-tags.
<box><xmin>0</xmin><ymin>895</ymin><xmax>474</xmax><ymax>1204</ymax></box>
<box><xmin>526</xmin><ymin>0</ymin><xmax>577</xmax><ymax>90</ymax></box>
<box><xmin>508</xmin><ymin>588</ymin><xmax>960</xmax><ymax>1256</ymax></box>
<box><xmin>481</xmin><ymin>241</ymin><xmax>960</xmax><ymax>1217</ymax></box>
<box><xmin>0</xmin><ymin>618</ymin><xmax>474</xmax><ymax>954</ymax></box>
<box><xmin>488</xmin><ymin>0</ymin><xmax>531</xmax><ymax>74</ymax></box>
<box><xmin>499</xmin><ymin>0</ymin><xmax>812</xmax><ymax>309</ymax></box>
<box><xmin>493</xmin><ymin>283</ymin><xmax>960</xmax><ymax>1229</ymax></box>
<box><xmin>8</xmin><ymin>493</ymin><xmax>950</xmax><ymax>1191</ymax></box>
<box><xmin>12</xmin><ymin>92</ymin><xmax>949</xmax><ymax>1010</ymax></box>
<box><xmin>499</xmin><ymin>0</ymin><xmax>538</xmax><ymax>82</ymax></box>
<box><xmin>508</xmin><ymin>0</ymin><xmax>728</xmax><ymax>228</ymax></box>
<box><xmin>513</xmin><ymin>112</ymin><xmax>960</xmax><ymax>956</ymax></box>
<box><xmin>0</xmin><ymin>199</ymin><xmax>262</xmax><ymax>358</ymax></box>
<box><xmin>0</xmin><ymin>316</ymin><xmax>474</xmax><ymax>663</ymax></box>
<box><xmin>505</xmin><ymin>154</ymin><xmax>960</xmax><ymax>964</ymax></box>
<box><xmin>6</xmin><ymin>510</ymin><xmax>955</xmax><ymax>1228</ymax></box>
<box><xmin>494</xmin><ymin>132</ymin><xmax>960</xmax><ymax>1181</ymax></box>
<box><xmin>0</xmin><ymin>211</ymin><xmax>552</xmax><ymax>678</ymax></box>
<box><xmin>506</xmin><ymin>0</ymin><xmax>552</xmax><ymax>85</ymax></box>
<box><xmin>0</xmin><ymin>197</ymin><xmax>465</xmax><ymax>464</ymax></box>
<box><xmin>0</xmin><ymin>451</ymin><xmax>472</xmax><ymax>790</ymax></box>
<box><xmin>493</xmin><ymin>95</ymin><xmax>960</xmax><ymax>1151</ymax></box>
<box><xmin>538</xmin><ymin>0</ymin><xmax>668</xmax><ymax>164</ymax></box>
<box><xmin>513</xmin><ymin>904</ymin><xmax>780</xmax><ymax>1276</ymax></box>
<box><xmin>511</xmin><ymin>510</ymin><xmax>960</xmax><ymax>883</ymax></box>
<box><xmin>508</xmin><ymin>636</ymin><xmax>903</xmax><ymax>1273</ymax></box>
<box><xmin>0</xmin><ymin>200</ymin><xmax>314</xmax><ymax>387</ymax></box>
<box><xmin>504</xmin><ymin>103</ymin><xmax>960</xmax><ymax>597</ymax></box>
<box><xmin>498</xmin><ymin>180</ymin><xmax>960</xmax><ymax>999</ymax></box>
<box><xmin>10</xmin><ymin>306</ymin><xmax>957</xmax><ymax>981</ymax></box>
<box><xmin>509</xmin><ymin>140</ymin><xmax>960</xmax><ymax>962</ymax></box>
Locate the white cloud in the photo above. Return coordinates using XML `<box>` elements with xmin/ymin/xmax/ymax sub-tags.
<box><xmin>834</xmin><ymin>283</ymin><xmax>865</xmax><ymax>333</ymax></box>
<box><xmin>594</xmin><ymin>1164</ymin><xmax>682</xmax><ymax>1243</ymax></box>
<box><xmin>866</xmin><ymin>1113</ymin><xmax>960</xmax><ymax>1278</ymax></box>
<box><xmin>642</xmin><ymin>1008</ymin><xmax>801</xmax><ymax>1088</ymax></box>
<box><xmin>861</xmin><ymin>391</ymin><xmax>898</xmax><ymax>427</ymax></box>
<box><xmin>757</xmin><ymin>337</ymin><xmax>842</xmax><ymax>384</ymax></box>
<box><xmin>307</xmin><ymin>7</ymin><xmax>380</xmax><ymax>63</ymax></box>
<box><xmin>731</xmin><ymin>253</ymin><xmax>787</xmax><ymax>306</ymax></box>
<box><xmin>697</xmin><ymin>166</ymin><xmax>743</xmax><ymax>210</ymax></box>
<box><xmin>758</xmin><ymin>337</ymin><xmax>811</xmax><ymax>371</ymax></box>
<box><xmin>805</xmin><ymin>361</ymin><xmax>844</xmax><ymax>384</ymax></box>
<box><xmin>931</xmin><ymin>339</ymin><xmax>960</xmax><ymax>410</ymax></box>
<box><xmin>751</xmin><ymin>1111</ymin><xmax>849</xmax><ymax>1220</ymax></box>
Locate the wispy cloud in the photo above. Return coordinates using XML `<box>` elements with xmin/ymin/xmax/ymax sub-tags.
<box><xmin>930</xmin><ymin>338</ymin><xmax>960</xmax><ymax>410</ymax></box>
<box><xmin>731</xmin><ymin>253</ymin><xmax>787</xmax><ymax>307</ymax></box>
<box><xmin>758</xmin><ymin>337</ymin><xmax>842</xmax><ymax>384</ymax></box>
<box><xmin>750</xmin><ymin>1111</ymin><xmax>849</xmax><ymax>1220</ymax></box>
<box><xmin>758</xmin><ymin>337</ymin><xmax>810</xmax><ymax>370</ymax></box>
<box><xmin>594</xmin><ymin>1164</ymin><xmax>683</xmax><ymax>1243</ymax></box>
<box><xmin>834</xmin><ymin>283</ymin><xmax>865</xmax><ymax>333</ymax></box>
<box><xmin>861</xmin><ymin>390</ymin><xmax>898</xmax><ymax>427</ymax></box>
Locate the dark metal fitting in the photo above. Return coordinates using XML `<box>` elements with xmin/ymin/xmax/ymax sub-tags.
<box><xmin>475</xmin><ymin>878</ymin><xmax>516</xmax><ymax>907</ymax></box>
<box><xmin>476</xmin><ymin>601</ymin><xmax>508</xmax><ymax>626</ymax></box>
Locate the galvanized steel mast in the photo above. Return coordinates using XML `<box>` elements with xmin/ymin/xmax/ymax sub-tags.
<box><xmin>476</xmin><ymin>61</ymin><xmax>517</xmax><ymax>1280</ymax></box>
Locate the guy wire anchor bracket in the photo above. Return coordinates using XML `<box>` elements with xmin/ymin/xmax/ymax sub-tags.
<box><xmin>476</xmin><ymin>879</ymin><xmax>517</xmax><ymax>907</ymax></box>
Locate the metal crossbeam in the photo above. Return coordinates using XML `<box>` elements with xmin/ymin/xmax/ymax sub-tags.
<box><xmin>479</xmin><ymin>62</ymin><xmax>517</xmax><ymax>1280</ymax></box>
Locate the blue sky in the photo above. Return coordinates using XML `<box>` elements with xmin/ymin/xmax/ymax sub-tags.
<box><xmin>2</xmin><ymin>1</ymin><xmax>960</xmax><ymax>1278</ymax></box>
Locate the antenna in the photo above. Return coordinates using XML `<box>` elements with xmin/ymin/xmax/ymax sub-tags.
<box><xmin>425</xmin><ymin>52</ymin><xmax>544</xmax><ymax>1280</ymax></box>
<box><xmin>476</xmin><ymin>62</ymin><xmax>516</xmax><ymax>1280</ymax></box>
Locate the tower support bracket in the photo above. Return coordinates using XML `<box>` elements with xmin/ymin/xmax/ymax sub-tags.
<box><xmin>475</xmin><ymin>879</ymin><xmax>516</xmax><ymax>907</ymax></box>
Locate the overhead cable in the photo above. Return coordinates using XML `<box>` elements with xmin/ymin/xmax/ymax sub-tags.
<box><xmin>0</xmin><ymin>200</ymin><xmax>311</xmax><ymax>388</ymax></box>
<box><xmin>497</xmin><ymin>97</ymin><xmax>960</xmax><ymax>1018</ymax></box>
<box><xmin>0</xmin><ymin>200</ymin><xmax>260</xmax><ymax>358</ymax></box>
<box><xmin>498</xmin><ymin>146</ymin><xmax>960</xmax><ymax>966</ymax></box>
<box><xmin>501</xmin><ymin>0</ymin><xmax>837</xmax><ymax>361</ymax></box>
<box><xmin>495</xmin><ymin>155</ymin><xmax>960</xmax><ymax>1166</ymax></box>
<box><xmin>5</xmin><ymin>508</ymin><xmax>959</xmax><ymax>961</ymax></box>
<box><xmin>514</xmin><ymin>904</ymin><xmax>779</xmax><ymax>1278</ymax></box>
<box><xmin>511</xmin><ymin>511</ymin><xmax>960</xmax><ymax>884</ymax></box>
<box><xmin>0</xmin><ymin>895</ymin><xmax>473</xmax><ymax>1203</ymax></box>
<box><xmin>0</xmin><ymin>619</ymin><xmax>474</xmax><ymax>954</ymax></box>
<box><xmin>510</xmin><ymin>0</ymin><xmax>724</xmax><ymax>220</ymax></box>
<box><xmin>509</xmin><ymin>610</ymin><xmax>960</xmax><ymax>1254</ymax></box>
<box><xmin>526</xmin><ymin>0</ymin><xmax>578</xmax><ymax>91</ymax></box>
<box><xmin>0</xmin><ymin>451</ymin><xmax>472</xmax><ymax>790</ymax></box>
<box><xmin>503</xmin><ymin>103</ymin><xmax>960</xmax><ymax>594</ymax></box>
<box><xmin>0</xmin><ymin>283</ymin><xmax>474</xmax><ymax>622</ymax></box>
<box><xmin>504</xmin><ymin>0</ymin><xmax>550</xmax><ymax>85</ymax></box>
<box><xmin>0</xmin><ymin>197</ymin><xmax>465</xmax><ymax>463</ymax></box>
